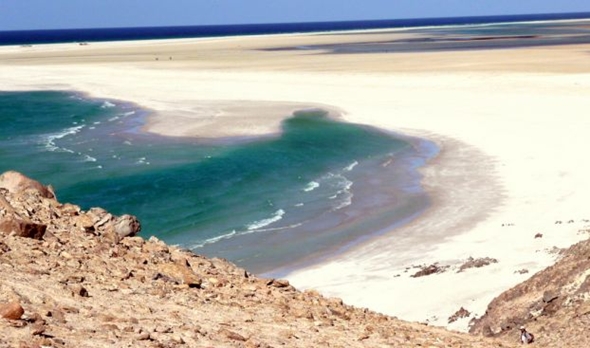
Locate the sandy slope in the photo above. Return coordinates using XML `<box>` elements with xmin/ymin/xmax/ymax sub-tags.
<box><xmin>1</xmin><ymin>27</ymin><xmax>590</xmax><ymax>331</ymax></box>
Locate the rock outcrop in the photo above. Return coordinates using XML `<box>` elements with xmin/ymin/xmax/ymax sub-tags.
<box><xmin>470</xmin><ymin>236</ymin><xmax>590</xmax><ymax>347</ymax></box>
<box><xmin>0</xmin><ymin>171</ymin><xmax>55</xmax><ymax>199</ymax></box>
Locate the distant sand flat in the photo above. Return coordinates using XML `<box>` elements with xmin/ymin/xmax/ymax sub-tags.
<box><xmin>2</xmin><ymin>21</ymin><xmax>590</xmax><ymax>331</ymax></box>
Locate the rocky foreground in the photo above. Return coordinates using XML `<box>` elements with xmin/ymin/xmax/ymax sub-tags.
<box><xmin>0</xmin><ymin>171</ymin><xmax>587</xmax><ymax>347</ymax></box>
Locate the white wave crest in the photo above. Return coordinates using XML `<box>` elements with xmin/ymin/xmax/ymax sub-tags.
<box><xmin>303</xmin><ymin>181</ymin><xmax>320</xmax><ymax>192</ymax></box>
<box><xmin>101</xmin><ymin>101</ymin><xmax>116</xmax><ymax>108</ymax></box>
<box><xmin>82</xmin><ymin>154</ymin><xmax>97</xmax><ymax>162</ymax></box>
<box><xmin>43</xmin><ymin>125</ymin><xmax>85</xmax><ymax>152</ymax></box>
<box><xmin>344</xmin><ymin>161</ymin><xmax>358</xmax><ymax>171</ymax></box>
<box><xmin>325</xmin><ymin>173</ymin><xmax>354</xmax><ymax>210</ymax></box>
<box><xmin>247</xmin><ymin>209</ymin><xmax>285</xmax><ymax>231</ymax></box>
<box><xmin>191</xmin><ymin>230</ymin><xmax>237</xmax><ymax>249</ymax></box>
<box><xmin>136</xmin><ymin>157</ymin><xmax>150</xmax><ymax>165</ymax></box>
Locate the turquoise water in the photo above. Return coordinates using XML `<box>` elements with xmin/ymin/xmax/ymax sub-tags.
<box><xmin>0</xmin><ymin>91</ymin><xmax>436</xmax><ymax>275</ymax></box>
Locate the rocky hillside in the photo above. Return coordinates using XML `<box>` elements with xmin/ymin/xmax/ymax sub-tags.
<box><xmin>470</xmin><ymin>230</ymin><xmax>590</xmax><ymax>347</ymax></box>
<box><xmin>0</xmin><ymin>171</ymin><xmax>527</xmax><ymax>347</ymax></box>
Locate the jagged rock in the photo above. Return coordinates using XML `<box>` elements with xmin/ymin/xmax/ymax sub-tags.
<box><xmin>30</xmin><ymin>322</ymin><xmax>46</xmax><ymax>336</ymax></box>
<box><xmin>0</xmin><ymin>241</ymin><xmax>10</xmax><ymax>253</ymax></box>
<box><xmin>448</xmin><ymin>307</ymin><xmax>471</xmax><ymax>323</ymax></box>
<box><xmin>0</xmin><ymin>194</ymin><xmax>16</xmax><ymax>215</ymax></box>
<box><xmin>74</xmin><ymin>214</ymin><xmax>95</xmax><ymax>232</ymax></box>
<box><xmin>0</xmin><ymin>302</ymin><xmax>24</xmax><ymax>320</ymax></box>
<box><xmin>543</xmin><ymin>291</ymin><xmax>558</xmax><ymax>303</ymax></box>
<box><xmin>411</xmin><ymin>263</ymin><xmax>448</xmax><ymax>278</ymax></box>
<box><xmin>458</xmin><ymin>257</ymin><xmax>498</xmax><ymax>273</ymax></box>
<box><xmin>219</xmin><ymin>328</ymin><xmax>247</xmax><ymax>341</ymax></box>
<box><xmin>0</xmin><ymin>171</ymin><xmax>55</xmax><ymax>199</ymax></box>
<box><xmin>267</xmin><ymin>278</ymin><xmax>290</xmax><ymax>288</ymax></box>
<box><xmin>155</xmin><ymin>263</ymin><xmax>202</xmax><ymax>288</ymax></box>
<box><xmin>94</xmin><ymin>213</ymin><xmax>114</xmax><ymax>229</ymax></box>
<box><xmin>60</xmin><ymin>203</ymin><xmax>81</xmax><ymax>216</ymax></box>
<box><xmin>0</xmin><ymin>216</ymin><xmax>46</xmax><ymax>239</ymax></box>
<box><xmin>113</xmin><ymin>214</ymin><xmax>141</xmax><ymax>239</ymax></box>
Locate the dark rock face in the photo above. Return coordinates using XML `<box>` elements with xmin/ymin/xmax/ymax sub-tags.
<box><xmin>0</xmin><ymin>216</ymin><xmax>46</xmax><ymax>240</ymax></box>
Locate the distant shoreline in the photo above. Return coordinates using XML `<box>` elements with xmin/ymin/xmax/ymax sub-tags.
<box><xmin>2</xmin><ymin>12</ymin><xmax>590</xmax><ymax>46</ymax></box>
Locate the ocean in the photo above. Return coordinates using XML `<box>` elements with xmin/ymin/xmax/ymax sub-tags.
<box><xmin>1</xmin><ymin>13</ymin><xmax>589</xmax><ymax>275</ymax></box>
<box><xmin>1</xmin><ymin>12</ymin><xmax>590</xmax><ymax>46</ymax></box>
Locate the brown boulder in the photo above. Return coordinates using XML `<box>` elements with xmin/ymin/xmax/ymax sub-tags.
<box><xmin>114</xmin><ymin>214</ymin><xmax>141</xmax><ymax>239</ymax></box>
<box><xmin>0</xmin><ymin>302</ymin><xmax>25</xmax><ymax>320</ymax></box>
<box><xmin>0</xmin><ymin>171</ymin><xmax>55</xmax><ymax>199</ymax></box>
<box><xmin>155</xmin><ymin>262</ymin><xmax>202</xmax><ymax>288</ymax></box>
<box><xmin>0</xmin><ymin>216</ymin><xmax>46</xmax><ymax>239</ymax></box>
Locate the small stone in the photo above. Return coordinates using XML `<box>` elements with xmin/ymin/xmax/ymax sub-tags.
<box><xmin>30</xmin><ymin>322</ymin><xmax>46</xmax><ymax>336</ymax></box>
<box><xmin>0</xmin><ymin>302</ymin><xmax>25</xmax><ymax>320</ymax></box>
<box><xmin>70</xmin><ymin>284</ymin><xmax>89</xmax><ymax>297</ymax></box>
<box><xmin>219</xmin><ymin>328</ymin><xmax>247</xmax><ymax>341</ymax></box>
<box><xmin>156</xmin><ymin>262</ymin><xmax>202</xmax><ymax>288</ymax></box>
<box><xmin>267</xmin><ymin>279</ymin><xmax>290</xmax><ymax>288</ymax></box>
<box><xmin>136</xmin><ymin>332</ymin><xmax>151</xmax><ymax>340</ymax></box>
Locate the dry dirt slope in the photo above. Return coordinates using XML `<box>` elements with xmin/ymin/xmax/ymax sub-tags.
<box><xmin>0</xmin><ymin>170</ymin><xmax>545</xmax><ymax>347</ymax></box>
<box><xmin>471</xmin><ymin>228</ymin><xmax>590</xmax><ymax>347</ymax></box>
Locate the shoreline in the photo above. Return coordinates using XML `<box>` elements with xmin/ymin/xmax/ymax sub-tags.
<box><xmin>261</xmin><ymin>130</ymin><xmax>439</xmax><ymax>278</ymax></box>
<box><xmin>1</xmin><ymin>25</ymin><xmax>590</xmax><ymax>331</ymax></box>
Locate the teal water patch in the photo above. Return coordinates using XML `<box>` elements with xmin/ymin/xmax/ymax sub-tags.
<box><xmin>0</xmin><ymin>91</ymin><xmax>436</xmax><ymax>274</ymax></box>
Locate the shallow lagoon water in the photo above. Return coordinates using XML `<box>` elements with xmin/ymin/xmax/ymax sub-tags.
<box><xmin>0</xmin><ymin>91</ymin><xmax>436</xmax><ymax>274</ymax></box>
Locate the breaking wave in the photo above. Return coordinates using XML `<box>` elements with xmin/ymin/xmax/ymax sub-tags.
<box><xmin>247</xmin><ymin>209</ymin><xmax>285</xmax><ymax>231</ymax></box>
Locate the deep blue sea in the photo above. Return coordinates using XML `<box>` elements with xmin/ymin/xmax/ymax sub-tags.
<box><xmin>1</xmin><ymin>12</ymin><xmax>590</xmax><ymax>46</ymax></box>
<box><xmin>1</xmin><ymin>13</ymin><xmax>589</xmax><ymax>275</ymax></box>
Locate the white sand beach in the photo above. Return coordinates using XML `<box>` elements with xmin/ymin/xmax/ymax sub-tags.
<box><xmin>2</xmin><ymin>27</ymin><xmax>590</xmax><ymax>331</ymax></box>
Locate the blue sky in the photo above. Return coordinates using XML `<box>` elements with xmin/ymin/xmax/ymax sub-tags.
<box><xmin>1</xmin><ymin>0</ymin><xmax>590</xmax><ymax>31</ymax></box>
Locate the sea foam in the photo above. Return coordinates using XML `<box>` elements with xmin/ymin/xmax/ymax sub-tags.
<box><xmin>43</xmin><ymin>125</ymin><xmax>85</xmax><ymax>152</ymax></box>
<box><xmin>101</xmin><ymin>101</ymin><xmax>116</xmax><ymax>108</ymax></box>
<box><xmin>303</xmin><ymin>181</ymin><xmax>320</xmax><ymax>192</ymax></box>
<box><xmin>247</xmin><ymin>209</ymin><xmax>285</xmax><ymax>231</ymax></box>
